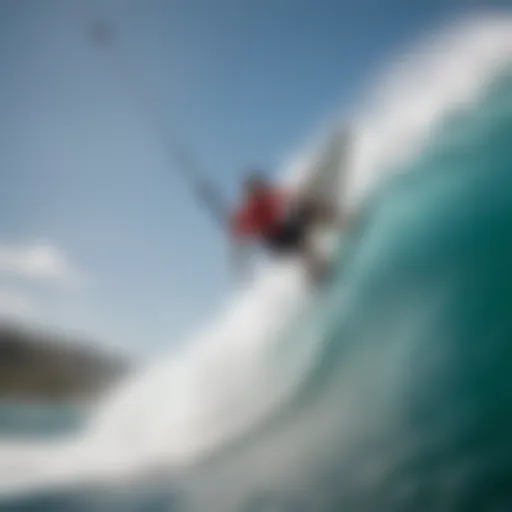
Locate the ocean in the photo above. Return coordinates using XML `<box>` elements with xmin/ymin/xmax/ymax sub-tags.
<box><xmin>0</xmin><ymin>12</ymin><xmax>511</xmax><ymax>512</ymax></box>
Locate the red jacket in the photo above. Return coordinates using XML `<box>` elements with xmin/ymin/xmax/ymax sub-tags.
<box><xmin>232</xmin><ymin>188</ymin><xmax>289</xmax><ymax>239</ymax></box>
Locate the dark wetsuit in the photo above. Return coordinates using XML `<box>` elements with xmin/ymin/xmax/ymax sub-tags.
<box><xmin>232</xmin><ymin>188</ymin><xmax>313</xmax><ymax>254</ymax></box>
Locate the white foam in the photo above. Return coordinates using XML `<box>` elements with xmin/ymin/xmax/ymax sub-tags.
<box><xmin>348</xmin><ymin>13</ymin><xmax>512</xmax><ymax>208</ymax></box>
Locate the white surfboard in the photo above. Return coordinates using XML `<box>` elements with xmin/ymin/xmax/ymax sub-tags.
<box><xmin>298</xmin><ymin>125</ymin><xmax>353</xmax><ymax>214</ymax></box>
<box><xmin>294</xmin><ymin>125</ymin><xmax>353</xmax><ymax>262</ymax></box>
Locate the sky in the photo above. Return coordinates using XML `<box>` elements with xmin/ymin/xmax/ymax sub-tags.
<box><xmin>0</xmin><ymin>0</ymin><xmax>502</xmax><ymax>358</ymax></box>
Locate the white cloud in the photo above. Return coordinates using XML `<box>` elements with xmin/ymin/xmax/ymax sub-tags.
<box><xmin>0</xmin><ymin>242</ymin><xmax>84</xmax><ymax>286</ymax></box>
<box><xmin>0</xmin><ymin>289</ymin><xmax>37</xmax><ymax>320</ymax></box>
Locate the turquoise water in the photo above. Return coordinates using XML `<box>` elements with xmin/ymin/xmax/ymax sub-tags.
<box><xmin>0</xmin><ymin>402</ymin><xmax>84</xmax><ymax>439</ymax></box>
<box><xmin>0</xmin><ymin>50</ymin><xmax>511</xmax><ymax>512</ymax></box>
<box><xmin>182</xmin><ymin>70</ymin><xmax>512</xmax><ymax>512</ymax></box>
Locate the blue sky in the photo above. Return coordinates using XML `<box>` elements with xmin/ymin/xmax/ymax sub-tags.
<box><xmin>0</xmin><ymin>0</ymin><xmax>499</xmax><ymax>357</ymax></box>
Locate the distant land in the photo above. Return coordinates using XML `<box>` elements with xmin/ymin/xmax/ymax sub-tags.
<box><xmin>0</xmin><ymin>323</ymin><xmax>132</xmax><ymax>402</ymax></box>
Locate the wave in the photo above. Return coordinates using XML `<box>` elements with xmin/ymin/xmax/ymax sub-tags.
<box><xmin>0</xmin><ymin>10</ymin><xmax>511</xmax><ymax>510</ymax></box>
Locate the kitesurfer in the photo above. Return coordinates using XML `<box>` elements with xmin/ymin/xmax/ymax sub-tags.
<box><xmin>230</xmin><ymin>171</ymin><xmax>346</xmax><ymax>283</ymax></box>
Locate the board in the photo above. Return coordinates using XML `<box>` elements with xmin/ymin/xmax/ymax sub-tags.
<box><xmin>296</xmin><ymin>125</ymin><xmax>353</xmax><ymax>263</ymax></box>
<box><xmin>293</xmin><ymin>125</ymin><xmax>352</xmax><ymax>216</ymax></box>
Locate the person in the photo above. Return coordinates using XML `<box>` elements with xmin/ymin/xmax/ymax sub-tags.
<box><xmin>230</xmin><ymin>171</ymin><xmax>346</xmax><ymax>284</ymax></box>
